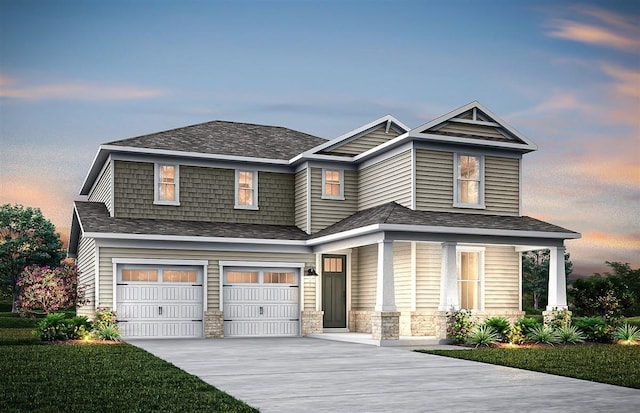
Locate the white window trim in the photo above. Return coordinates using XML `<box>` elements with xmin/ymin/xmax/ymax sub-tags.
<box><xmin>453</xmin><ymin>153</ymin><xmax>485</xmax><ymax>209</ymax></box>
<box><xmin>321</xmin><ymin>168</ymin><xmax>345</xmax><ymax>200</ymax></box>
<box><xmin>234</xmin><ymin>170</ymin><xmax>259</xmax><ymax>210</ymax></box>
<box><xmin>154</xmin><ymin>163</ymin><xmax>180</xmax><ymax>206</ymax></box>
<box><xmin>456</xmin><ymin>246</ymin><xmax>485</xmax><ymax>311</ymax></box>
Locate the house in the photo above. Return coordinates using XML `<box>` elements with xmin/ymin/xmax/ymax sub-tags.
<box><xmin>68</xmin><ymin>101</ymin><xmax>580</xmax><ymax>344</ymax></box>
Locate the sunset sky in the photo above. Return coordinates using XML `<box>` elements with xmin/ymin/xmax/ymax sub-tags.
<box><xmin>0</xmin><ymin>0</ymin><xmax>638</xmax><ymax>276</ymax></box>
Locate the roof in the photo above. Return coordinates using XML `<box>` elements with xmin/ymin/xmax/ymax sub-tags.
<box><xmin>73</xmin><ymin>201</ymin><xmax>309</xmax><ymax>240</ymax></box>
<box><xmin>107</xmin><ymin>120</ymin><xmax>328</xmax><ymax>161</ymax></box>
<box><xmin>310</xmin><ymin>202</ymin><xmax>578</xmax><ymax>239</ymax></box>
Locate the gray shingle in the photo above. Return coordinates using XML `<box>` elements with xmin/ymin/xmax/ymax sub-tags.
<box><xmin>106</xmin><ymin>120</ymin><xmax>328</xmax><ymax>160</ymax></box>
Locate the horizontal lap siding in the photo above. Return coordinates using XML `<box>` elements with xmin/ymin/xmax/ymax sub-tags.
<box><xmin>294</xmin><ymin>169</ymin><xmax>308</xmax><ymax>233</ymax></box>
<box><xmin>358</xmin><ymin>150</ymin><xmax>412</xmax><ymax>210</ymax></box>
<box><xmin>88</xmin><ymin>161</ymin><xmax>112</xmax><ymax>215</ymax></box>
<box><xmin>303</xmin><ymin>276</ymin><xmax>316</xmax><ymax>311</ymax></box>
<box><xmin>329</xmin><ymin>126</ymin><xmax>401</xmax><ymax>156</ymax></box>
<box><xmin>393</xmin><ymin>242</ymin><xmax>412</xmax><ymax>311</ymax></box>
<box><xmin>98</xmin><ymin>248</ymin><xmax>315</xmax><ymax>311</ymax></box>
<box><xmin>415</xmin><ymin>242</ymin><xmax>440</xmax><ymax>310</ymax></box>
<box><xmin>352</xmin><ymin>244</ymin><xmax>377</xmax><ymax>310</ymax></box>
<box><xmin>485</xmin><ymin>156</ymin><xmax>520</xmax><ymax>215</ymax></box>
<box><xmin>76</xmin><ymin>236</ymin><xmax>96</xmax><ymax>318</ymax></box>
<box><xmin>484</xmin><ymin>245</ymin><xmax>520</xmax><ymax>310</ymax></box>
<box><xmin>310</xmin><ymin>169</ymin><xmax>358</xmax><ymax>233</ymax></box>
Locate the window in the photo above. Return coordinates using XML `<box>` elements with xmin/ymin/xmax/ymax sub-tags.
<box><xmin>226</xmin><ymin>271</ymin><xmax>259</xmax><ymax>283</ymax></box>
<box><xmin>454</xmin><ymin>154</ymin><xmax>484</xmax><ymax>208</ymax></box>
<box><xmin>323</xmin><ymin>257</ymin><xmax>343</xmax><ymax>273</ymax></box>
<box><xmin>457</xmin><ymin>250</ymin><xmax>483</xmax><ymax>310</ymax></box>
<box><xmin>235</xmin><ymin>170</ymin><xmax>258</xmax><ymax>209</ymax></box>
<box><xmin>154</xmin><ymin>164</ymin><xmax>179</xmax><ymax>205</ymax></box>
<box><xmin>264</xmin><ymin>272</ymin><xmax>295</xmax><ymax>284</ymax></box>
<box><xmin>122</xmin><ymin>269</ymin><xmax>158</xmax><ymax>282</ymax></box>
<box><xmin>163</xmin><ymin>270</ymin><xmax>197</xmax><ymax>283</ymax></box>
<box><xmin>322</xmin><ymin>169</ymin><xmax>344</xmax><ymax>199</ymax></box>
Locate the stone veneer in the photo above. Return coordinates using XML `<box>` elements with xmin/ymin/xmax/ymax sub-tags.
<box><xmin>301</xmin><ymin>310</ymin><xmax>324</xmax><ymax>335</ymax></box>
<box><xmin>371</xmin><ymin>311</ymin><xmax>400</xmax><ymax>340</ymax></box>
<box><xmin>203</xmin><ymin>310</ymin><xmax>224</xmax><ymax>338</ymax></box>
<box><xmin>418</xmin><ymin>310</ymin><xmax>526</xmax><ymax>339</ymax></box>
<box><xmin>348</xmin><ymin>310</ymin><xmax>373</xmax><ymax>333</ymax></box>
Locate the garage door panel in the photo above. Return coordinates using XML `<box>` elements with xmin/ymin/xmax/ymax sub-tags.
<box><xmin>161</xmin><ymin>286</ymin><xmax>201</xmax><ymax>301</ymax></box>
<box><xmin>225</xmin><ymin>304</ymin><xmax>261</xmax><ymax>319</ymax></box>
<box><xmin>118</xmin><ymin>285</ymin><xmax>161</xmax><ymax>301</ymax></box>
<box><xmin>224</xmin><ymin>286</ymin><xmax>261</xmax><ymax>302</ymax></box>
<box><xmin>262</xmin><ymin>304</ymin><xmax>298</xmax><ymax>319</ymax></box>
<box><xmin>162</xmin><ymin>322</ymin><xmax>202</xmax><ymax>338</ymax></box>
<box><xmin>262</xmin><ymin>287</ymin><xmax>299</xmax><ymax>302</ymax></box>
<box><xmin>262</xmin><ymin>321</ymin><xmax>298</xmax><ymax>336</ymax></box>
<box><xmin>120</xmin><ymin>322</ymin><xmax>159</xmax><ymax>338</ymax></box>
<box><xmin>119</xmin><ymin>303</ymin><xmax>160</xmax><ymax>320</ymax></box>
<box><xmin>162</xmin><ymin>304</ymin><xmax>202</xmax><ymax>319</ymax></box>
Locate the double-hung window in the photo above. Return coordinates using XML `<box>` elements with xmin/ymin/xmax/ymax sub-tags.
<box><xmin>154</xmin><ymin>164</ymin><xmax>179</xmax><ymax>205</ymax></box>
<box><xmin>457</xmin><ymin>248</ymin><xmax>484</xmax><ymax>310</ymax></box>
<box><xmin>322</xmin><ymin>169</ymin><xmax>344</xmax><ymax>200</ymax></box>
<box><xmin>235</xmin><ymin>170</ymin><xmax>258</xmax><ymax>209</ymax></box>
<box><xmin>454</xmin><ymin>154</ymin><xmax>484</xmax><ymax>208</ymax></box>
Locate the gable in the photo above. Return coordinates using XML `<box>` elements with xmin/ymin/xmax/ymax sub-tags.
<box><xmin>322</xmin><ymin>124</ymin><xmax>404</xmax><ymax>156</ymax></box>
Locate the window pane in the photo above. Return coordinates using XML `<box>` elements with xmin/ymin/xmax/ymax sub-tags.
<box><xmin>164</xmin><ymin>270</ymin><xmax>197</xmax><ymax>283</ymax></box>
<box><xmin>459</xmin><ymin>181</ymin><xmax>478</xmax><ymax>204</ymax></box>
<box><xmin>122</xmin><ymin>269</ymin><xmax>158</xmax><ymax>282</ymax></box>
<box><xmin>458</xmin><ymin>252</ymin><xmax>479</xmax><ymax>309</ymax></box>
<box><xmin>237</xmin><ymin>171</ymin><xmax>255</xmax><ymax>206</ymax></box>
<box><xmin>239</xmin><ymin>171</ymin><xmax>252</xmax><ymax>188</ymax></box>
<box><xmin>325</xmin><ymin>183</ymin><xmax>339</xmax><ymax>196</ymax></box>
<box><xmin>227</xmin><ymin>271</ymin><xmax>259</xmax><ymax>283</ymax></box>
<box><xmin>158</xmin><ymin>165</ymin><xmax>176</xmax><ymax>202</ymax></box>
<box><xmin>324</xmin><ymin>170</ymin><xmax>341</xmax><ymax>197</ymax></box>
<box><xmin>239</xmin><ymin>188</ymin><xmax>253</xmax><ymax>205</ymax></box>
<box><xmin>323</xmin><ymin>257</ymin><xmax>343</xmax><ymax>273</ymax></box>
<box><xmin>161</xmin><ymin>165</ymin><xmax>175</xmax><ymax>183</ymax></box>
<box><xmin>459</xmin><ymin>156</ymin><xmax>479</xmax><ymax>179</ymax></box>
<box><xmin>264</xmin><ymin>272</ymin><xmax>295</xmax><ymax>284</ymax></box>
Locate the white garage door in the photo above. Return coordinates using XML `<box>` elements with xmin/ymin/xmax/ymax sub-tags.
<box><xmin>116</xmin><ymin>266</ymin><xmax>203</xmax><ymax>338</ymax></box>
<box><xmin>223</xmin><ymin>268</ymin><xmax>300</xmax><ymax>337</ymax></box>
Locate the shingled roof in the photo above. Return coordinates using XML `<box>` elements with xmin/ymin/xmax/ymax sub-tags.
<box><xmin>310</xmin><ymin>202</ymin><xmax>578</xmax><ymax>239</ymax></box>
<box><xmin>74</xmin><ymin>201</ymin><xmax>309</xmax><ymax>240</ymax></box>
<box><xmin>106</xmin><ymin>120</ymin><xmax>328</xmax><ymax>160</ymax></box>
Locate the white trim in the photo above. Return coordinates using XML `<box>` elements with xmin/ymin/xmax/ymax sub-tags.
<box><xmin>449</xmin><ymin>118</ymin><xmax>501</xmax><ymax>128</ymax></box>
<box><xmin>315</xmin><ymin>253</ymin><xmax>322</xmax><ymax>312</ymax></box>
<box><xmin>411</xmin><ymin>147</ymin><xmax>417</xmax><ymax>210</ymax></box>
<box><xmin>453</xmin><ymin>153</ymin><xmax>485</xmax><ymax>209</ymax></box>
<box><xmin>410</xmin><ymin>241</ymin><xmax>417</xmax><ymax>311</ymax></box>
<box><xmin>306</xmin><ymin>168</ymin><xmax>312</xmax><ymax>234</ymax></box>
<box><xmin>321</xmin><ymin>168</ymin><xmax>344</xmax><ymax>200</ymax></box>
<box><xmin>94</xmin><ymin>245</ymin><xmax>100</xmax><ymax>310</ymax></box>
<box><xmin>456</xmin><ymin>245</ymin><xmax>486</xmax><ymax>311</ymax></box>
<box><xmin>154</xmin><ymin>163</ymin><xmax>180</xmax><ymax>206</ymax></box>
<box><xmin>108</xmin><ymin>156</ymin><xmax>115</xmax><ymax>217</ymax></box>
<box><xmin>112</xmin><ymin>258</ymin><xmax>209</xmax><ymax>266</ymax></box>
<box><xmin>518</xmin><ymin>157</ymin><xmax>523</xmax><ymax>216</ymax></box>
<box><xmin>234</xmin><ymin>169</ymin><xmax>259</xmax><ymax>210</ymax></box>
<box><xmin>112</xmin><ymin>261</ymin><xmax>117</xmax><ymax>309</ymax></box>
<box><xmin>518</xmin><ymin>251</ymin><xmax>523</xmax><ymax>311</ymax></box>
<box><xmin>86</xmin><ymin>232</ymin><xmax>309</xmax><ymax>245</ymax></box>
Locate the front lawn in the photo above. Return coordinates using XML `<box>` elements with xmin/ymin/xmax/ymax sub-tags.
<box><xmin>419</xmin><ymin>345</ymin><xmax>640</xmax><ymax>389</ymax></box>
<box><xmin>1</xmin><ymin>343</ymin><xmax>258</xmax><ymax>412</ymax></box>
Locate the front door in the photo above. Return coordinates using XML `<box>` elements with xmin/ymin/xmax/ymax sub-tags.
<box><xmin>322</xmin><ymin>255</ymin><xmax>346</xmax><ymax>328</ymax></box>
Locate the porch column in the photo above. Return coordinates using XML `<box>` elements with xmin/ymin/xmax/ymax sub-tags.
<box><xmin>547</xmin><ymin>246</ymin><xmax>568</xmax><ymax>310</ymax></box>
<box><xmin>375</xmin><ymin>240</ymin><xmax>396</xmax><ymax>311</ymax></box>
<box><xmin>438</xmin><ymin>241</ymin><xmax>459</xmax><ymax>311</ymax></box>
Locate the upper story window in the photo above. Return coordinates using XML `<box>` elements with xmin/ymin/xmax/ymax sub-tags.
<box><xmin>154</xmin><ymin>164</ymin><xmax>179</xmax><ymax>205</ymax></box>
<box><xmin>322</xmin><ymin>169</ymin><xmax>344</xmax><ymax>200</ymax></box>
<box><xmin>454</xmin><ymin>154</ymin><xmax>484</xmax><ymax>208</ymax></box>
<box><xmin>235</xmin><ymin>170</ymin><xmax>258</xmax><ymax>210</ymax></box>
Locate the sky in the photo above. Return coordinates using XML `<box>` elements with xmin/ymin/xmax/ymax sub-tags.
<box><xmin>0</xmin><ymin>0</ymin><xmax>638</xmax><ymax>276</ymax></box>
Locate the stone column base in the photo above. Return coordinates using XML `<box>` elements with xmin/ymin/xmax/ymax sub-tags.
<box><xmin>348</xmin><ymin>310</ymin><xmax>373</xmax><ymax>333</ymax></box>
<box><xmin>301</xmin><ymin>310</ymin><xmax>324</xmax><ymax>335</ymax></box>
<box><xmin>203</xmin><ymin>310</ymin><xmax>224</xmax><ymax>338</ymax></box>
<box><xmin>371</xmin><ymin>311</ymin><xmax>400</xmax><ymax>340</ymax></box>
<box><xmin>542</xmin><ymin>309</ymin><xmax>572</xmax><ymax>328</ymax></box>
<box><xmin>433</xmin><ymin>311</ymin><xmax>453</xmax><ymax>340</ymax></box>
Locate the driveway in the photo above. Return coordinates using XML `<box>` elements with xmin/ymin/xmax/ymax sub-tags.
<box><xmin>130</xmin><ymin>338</ymin><xmax>640</xmax><ymax>412</ymax></box>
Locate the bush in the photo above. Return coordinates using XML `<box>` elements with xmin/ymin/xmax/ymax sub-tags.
<box><xmin>573</xmin><ymin>316</ymin><xmax>621</xmax><ymax>343</ymax></box>
<box><xmin>447</xmin><ymin>309</ymin><xmax>474</xmax><ymax>344</ymax></box>
<box><xmin>506</xmin><ymin>324</ymin><xmax>525</xmax><ymax>345</ymax></box>
<box><xmin>484</xmin><ymin>317</ymin><xmax>509</xmax><ymax>342</ymax></box>
<box><xmin>527</xmin><ymin>325</ymin><xmax>559</xmax><ymax>345</ymax></box>
<box><xmin>545</xmin><ymin>308</ymin><xmax>571</xmax><ymax>329</ymax></box>
<box><xmin>92</xmin><ymin>308</ymin><xmax>120</xmax><ymax>341</ymax></box>
<box><xmin>614</xmin><ymin>324</ymin><xmax>640</xmax><ymax>345</ymax></box>
<box><xmin>35</xmin><ymin>312</ymin><xmax>69</xmax><ymax>341</ymax></box>
<box><xmin>67</xmin><ymin>316</ymin><xmax>92</xmax><ymax>340</ymax></box>
<box><xmin>515</xmin><ymin>317</ymin><xmax>541</xmax><ymax>336</ymax></box>
<box><xmin>556</xmin><ymin>325</ymin><xmax>586</xmax><ymax>344</ymax></box>
<box><xmin>467</xmin><ymin>325</ymin><xmax>500</xmax><ymax>347</ymax></box>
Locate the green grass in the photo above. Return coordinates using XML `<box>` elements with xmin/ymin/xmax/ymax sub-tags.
<box><xmin>419</xmin><ymin>345</ymin><xmax>640</xmax><ymax>389</ymax></box>
<box><xmin>625</xmin><ymin>316</ymin><xmax>640</xmax><ymax>328</ymax></box>
<box><xmin>1</xmin><ymin>343</ymin><xmax>258</xmax><ymax>412</ymax></box>
<box><xmin>0</xmin><ymin>328</ymin><xmax>39</xmax><ymax>345</ymax></box>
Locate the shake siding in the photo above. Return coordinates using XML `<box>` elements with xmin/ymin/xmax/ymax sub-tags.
<box><xmin>294</xmin><ymin>169</ymin><xmax>308</xmax><ymax>232</ymax></box>
<box><xmin>415</xmin><ymin>242</ymin><xmax>441</xmax><ymax>310</ymax></box>
<box><xmin>415</xmin><ymin>150</ymin><xmax>520</xmax><ymax>215</ymax></box>
<box><xmin>393</xmin><ymin>242</ymin><xmax>412</xmax><ymax>311</ymax></box>
<box><xmin>98</xmin><ymin>248</ymin><xmax>315</xmax><ymax>310</ymax></box>
<box><xmin>113</xmin><ymin>161</ymin><xmax>295</xmax><ymax>225</ymax></box>
<box><xmin>88</xmin><ymin>161</ymin><xmax>112</xmax><ymax>215</ymax></box>
<box><xmin>328</xmin><ymin>126</ymin><xmax>401</xmax><ymax>155</ymax></box>
<box><xmin>358</xmin><ymin>150</ymin><xmax>412</xmax><ymax>210</ymax></box>
<box><xmin>76</xmin><ymin>236</ymin><xmax>96</xmax><ymax>318</ymax></box>
<box><xmin>352</xmin><ymin>244</ymin><xmax>377</xmax><ymax>310</ymax></box>
<box><xmin>309</xmin><ymin>168</ymin><xmax>358</xmax><ymax>233</ymax></box>
<box><xmin>484</xmin><ymin>245</ymin><xmax>520</xmax><ymax>310</ymax></box>
<box><xmin>436</xmin><ymin>123</ymin><xmax>509</xmax><ymax>141</ymax></box>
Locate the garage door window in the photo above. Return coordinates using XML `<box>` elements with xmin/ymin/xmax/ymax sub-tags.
<box><xmin>264</xmin><ymin>271</ymin><xmax>295</xmax><ymax>284</ymax></box>
<box><xmin>163</xmin><ymin>270</ymin><xmax>197</xmax><ymax>283</ymax></box>
<box><xmin>226</xmin><ymin>271</ymin><xmax>259</xmax><ymax>283</ymax></box>
<box><xmin>122</xmin><ymin>269</ymin><xmax>158</xmax><ymax>282</ymax></box>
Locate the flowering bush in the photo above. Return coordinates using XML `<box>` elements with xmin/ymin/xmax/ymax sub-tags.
<box><xmin>93</xmin><ymin>308</ymin><xmax>120</xmax><ymax>341</ymax></box>
<box><xmin>448</xmin><ymin>309</ymin><xmax>474</xmax><ymax>343</ymax></box>
<box><xmin>16</xmin><ymin>263</ymin><xmax>87</xmax><ymax>317</ymax></box>
<box><xmin>545</xmin><ymin>308</ymin><xmax>571</xmax><ymax>330</ymax></box>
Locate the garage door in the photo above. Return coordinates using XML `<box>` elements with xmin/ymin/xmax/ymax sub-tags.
<box><xmin>223</xmin><ymin>268</ymin><xmax>300</xmax><ymax>337</ymax></box>
<box><xmin>116</xmin><ymin>266</ymin><xmax>203</xmax><ymax>338</ymax></box>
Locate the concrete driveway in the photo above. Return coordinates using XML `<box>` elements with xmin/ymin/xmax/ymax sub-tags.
<box><xmin>129</xmin><ymin>338</ymin><xmax>640</xmax><ymax>413</ymax></box>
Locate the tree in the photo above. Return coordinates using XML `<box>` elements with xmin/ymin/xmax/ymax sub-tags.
<box><xmin>522</xmin><ymin>249</ymin><xmax>573</xmax><ymax>309</ymax></box>
<box><xmin>15</xmin><ymin>263</ymin><xmax>87</xmax><ymax>316</ymax></box>
<box><xmin>0</xmin><ymin>204</ymin><xmax>65</xmax><ymax>312</ymax></box>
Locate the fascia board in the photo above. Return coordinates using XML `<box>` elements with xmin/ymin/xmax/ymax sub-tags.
<box><xmin>80</xmin><ymin>147</ymin><xmax>110</xmax><ymax>195</ymax></box>
<box><xmin>376</xmin><ymin>224</ymin><xmax>581</xmax><ymax>240</ymax></box>
<box><xmin>408</xmin><ymin>132</ymin><xmax>536</xmax><ymax>152</ymax></box>
<box><xmin>83</xmin><ymin>232</ymin><xmax>309</xmax><ymax>246</ymax></box>
<box><xmin>352</xmin><ymin>132</ymin><xmax>411</xmax><ymax>162</ymax></box>
<box><xmin>471</xmin><ymin>102</ymin><xmax>538</xmax><ymax>150</ymax></box>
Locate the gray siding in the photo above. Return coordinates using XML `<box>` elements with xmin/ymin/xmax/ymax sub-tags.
<box><xmin>358</xmin><ymin>150</ymin><xmax>412</xmax><ymax>210</ymax></box>
<box><xmin>328</xmin><ymin>126</ymin><xmax>401</xmax><ymax>156</ymax></box>
<box><xmin>294</xmin><ymin>169</ymin><xmax>308</xmax><ymax>233</ymax></box>
<box><xmin>98</xmin><ymin>248</ymin><xmax>315</xmax><ymax>310</ymax></box>
<box><xmin>351</xmin><ymin>244</ymin><xmax>377</xmax><ymax>310</ymax></box>
<box><xmin>76</xmin><ymin>236</ymin><xmax>96</xmax><ymax>318</ymax></box>
<box><xmin>484</xmin><ymin>245</ymin><xmax>520</xmax><ymax>310</ymax></box>
<box><xmin>113</xmin><ymin>161</ymin><xmax>295</xmax><ymax>225</ymax></box>
<box><xmin>309</xmin><ymin>168</ymin><xmax>358</xmax><ymax>233</ymax></box>
<box><xmin>415</xmin><ymin>150</ymin><xmax>520</xmax><ymax>215</ymax></box>
<box><xmin>415</xmin><ymin>242</ymin><xmax>441</xmax><ymax>310</ymax></box>
<box><xmin>88</xmin><ymin>161</ymin><xmax>112</xmax><ymax>215</ymax></box>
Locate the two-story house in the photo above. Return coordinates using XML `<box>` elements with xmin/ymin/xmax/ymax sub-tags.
<box><xmin>68</xmin><ymin>101</ymin><xmax>580</xmax><ymax>344</ymax></box>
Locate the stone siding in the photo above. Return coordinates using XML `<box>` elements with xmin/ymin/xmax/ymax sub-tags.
<box><xmin>348</xmin><ymin>310</ymin><xmax>373</xmax><ymax>333</ymax></box>
<box><xmin>204</xmin><ymin>310</ymin><xmax>224</xmax><ymax>338</ymax></box>
<box><xmin>301</xmin><ymin>310</ymin><xmax>324</xmax><ymax>335</ymax></box>
<box><xmin>371</xmin><ymin>311</ymin><xmax>400</xmax><ymax>340</ymax></box>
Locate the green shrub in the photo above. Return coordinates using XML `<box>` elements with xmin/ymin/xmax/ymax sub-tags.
<box><xmin>92</xmin><ymin>308</ymin><xmax>120</xmax><ymax>341</ymax></box>
<box><xmin>35</xmin><ymin>312</ymin><xmax>69</xmax><ymax>341</ymax></box>
<box><xmin>614</xmin><ymin>324</ymin><xmax>640</xmax><ymax>344</ymax></box>
<box><xmin>484</xmin><ymin>317</ymin><xmax>509</xmax><ymax>342</ymax></box>
<box><xmin>555</xmin><ymin>325</ymin><xmax>586</xmax><ymax>344</ymax></box>
<box><xmin>545</xmin><ymin>308</ymin><xmax>571</xmax><ymax>329</ymax></box>
<box><xmin>573</xmin><ymin>316</ymin><xmax>621</xmax><ymax>343</ymax></box>
<box><xmin>467</xmin><ymin>325</ymin><xmax>500</xmax><ymax>347</ymax></box>
<box><xmin>447</xmin><ymin>309</ymin><xmax>474</xmax><ymax>344</ymax></box>
<box><xmin>67</xmin><ymin>316</ymin><xmax>92</xmax><ymax>340</ymax></box>
<box><xmin>515</xmin><ymin>317</ymin><xmax>541</xmax><ymax>336</ymax></box>
<box><xmin>527</xmin><ymin>325</ymin><xmax>559</xmax><ymax>345</ymax></box>
<box><xmin>506</xmin><ymin>323</ymin><xmax>525</xmax><ymax>345</ymax></box>
<box><xmin>94</xmin><ymin>324</ymin><xmax>120</xmax><ymax>341</ymax></box>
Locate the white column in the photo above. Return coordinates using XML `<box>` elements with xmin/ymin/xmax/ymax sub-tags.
<box><xmin>547</xmin><ymin>246</ymin><xmax>568</xmax><ymax>310</ymax></box>
<box><xmin>375</xmin><ymin>240</ymin><xmax>396</xmax><ymax>312</ymax></box>
<box><xmin>438</xmin><ymin>241</ymin><xmax>459</xmax><ymax>311</ymax></box>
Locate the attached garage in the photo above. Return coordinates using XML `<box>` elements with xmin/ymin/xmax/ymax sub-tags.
<box><xmin>116</xmin><ymin>263</ymin><xmax>205</xmax><ymax>338</ymax></box>
<box><xmin>222</xmin><ymin>264</ymin><xmax>302</xmax><ymax>337</ymax></box>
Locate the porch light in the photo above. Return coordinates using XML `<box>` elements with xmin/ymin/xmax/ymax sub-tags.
<box><xmin>306</xmin><ymin>267</ymin><xmax>319</xmax><ymax>276</ymax></box>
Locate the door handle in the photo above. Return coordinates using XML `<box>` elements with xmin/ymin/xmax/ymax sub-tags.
<box><xmin>159</xmin><ymin>306</ymin><xmax>163</xmax><ymax>316</ymax></box>
<box><xmin>259</xmin><ymin>306</ymin><xmax>263</xmax><ymax>315</ymax></box>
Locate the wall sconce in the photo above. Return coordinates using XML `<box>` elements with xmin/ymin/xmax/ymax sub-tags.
<box><xmin>306</xmin><ymin>267</ymin><xmax>319</xmax><ymax>276</ymax></box>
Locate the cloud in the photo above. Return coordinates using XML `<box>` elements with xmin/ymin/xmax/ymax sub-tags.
<box><xmin>0</xmin><ymin>73</ymin><xmax>168</xmax><ymax>101</ymax></box>
<box><xmin>546</xmin><ymin>6</ymin><xmax>640</xmax><ymax>53</ymax></box>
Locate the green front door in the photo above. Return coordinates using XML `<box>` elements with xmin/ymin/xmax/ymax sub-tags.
<box><xmin>322</xmin><ymin>255</ymin><xmax>346</xmax><ymax>328</ymax></box>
